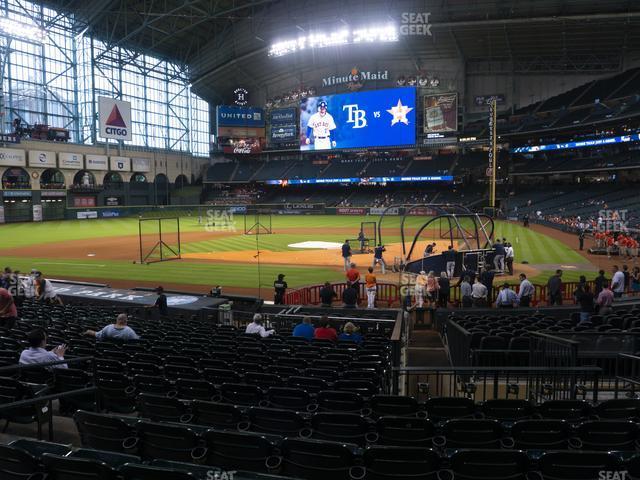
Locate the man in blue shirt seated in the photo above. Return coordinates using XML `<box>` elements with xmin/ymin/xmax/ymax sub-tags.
<box><xmin>338</xmin><ymin>322</ymin><xmax>363</xmax><ymax>344</ymax></box>
<box><xmin>292</xmin><ymin>316</ymin><xmax>315</xmax><ymax>340</ymax></box>
<box><xmin>19</xmin><ymin>328</ymin><xmax>67</xmax><ymax>368</ymax></box>
<box><xmin>84</xmin><ymin>313</ymin><xmax>140</xmax><ymax>341</ymax></box>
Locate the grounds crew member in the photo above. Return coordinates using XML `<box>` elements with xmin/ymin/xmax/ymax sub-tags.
<box><xmin>274</xmin><ymin>274</ymin><xmax>288</xmax><ymax>304</ymax></box>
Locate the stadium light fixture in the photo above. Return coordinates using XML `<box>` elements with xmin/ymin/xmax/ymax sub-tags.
<box><xmin>268</xmin><ymin>23</ymin><xmax>398</xmax><ymax>57</ymax></box>
<box><xmin>0</xmin><ymin>16</ymin><xmax>47</xmax><ymax>43</ymax></box>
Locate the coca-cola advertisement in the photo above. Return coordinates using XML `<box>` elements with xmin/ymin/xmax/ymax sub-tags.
<box><xmin>222</xmin><ymin>138</ymin><xmax>263</xmax><ymax>155</ymax></box>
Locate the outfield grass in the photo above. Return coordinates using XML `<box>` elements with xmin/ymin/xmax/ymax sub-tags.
<box><xmin>0</xmin><ymin>215</ymin><xmax>593</xmax><ymax>289</ymax></box>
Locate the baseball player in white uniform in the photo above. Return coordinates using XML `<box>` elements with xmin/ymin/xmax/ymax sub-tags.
<box><xmin>305</xmin><ymin>101</ymin><xmax>336</xmax><ymax>150</ymax></box>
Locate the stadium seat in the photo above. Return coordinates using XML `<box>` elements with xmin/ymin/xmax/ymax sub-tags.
<box><xmin>74</xmin><ymin>411</ymin><xmax>138</xmax><ymax>453</ymax></box>
<box><xmin>315</xmin><ymin>390</ymin><xmax>365</xmax><ymax>413</ymax></box>
<box><xmin>135</xmin><ymin>422</ymin><xmax>204</xmax><ymax>463</ymax></box>
<box><xmin>537</xmin><ymin>451</ymin><xmax>621</xmax><ymax>480</ymax></box>
<box><xmin>203</xmin><ymin>369</ymin><xmax>241</xmax><ymax>386</ymax></box>
<box><xmin>537</xmin><ymin>399</ymin><xmax>593</xmax><ymax>421</ymax></box>
<box><xmin>265</xmin><ymin>386</ymin><xmax>311</xmax><ymax>411</ymax></box>
<box><xmin>219</xmin><ymin>383</ymin><xmax>263</xmax><ymax>406</ymax></box>
<box><xmin>439</xmin><ymin>419</ymin><xmax>505</xmax><ymax>448</ymax></box>
<box><xmin>174</xmin><ymin>378</ymin><xmax>217</xmax><ymax>401</ymax></box>
<box><xmin>510</xmin><ymin>419</ymin><xmax>571</xmax><ymax>450</ymax></box>
<box><xmin>309</xmin><ymin>412</ymin><xmax>373</xmax><ymax>446</ymax></box>
<box><xmin>0</xmin><ymin>376</ymin><xmax>52</xmax><ymax>440</ymax></box>
<box><xmin>370</xmin><ymin>395</ymin><xmax>423</xmax><ymax>417</ymax></box>
<box><xmin>481</xmin><ymin>399</ymin><xmax>534</xmax><ymax>421</ymax></box>
<box><xmin>276</xmin><ymin>437</ymin><xmax>359</xmax><ymax>480</ymax></box>
<box><xmin>203</xmin><ymin>429</ymin><xmax>277</xmax><ymax>473</ymax></box>
<box><xmin>94</xmin><ymin>372</ymin><xmax>136</xmax><ymax>414</ymax></box>
<box><xmin>41</xmin><ymin>453</ymin><xmax>119</xmax><ymax>480</ymax></box>
<box><xmin>424</xmin><ymin>396</ymin><xmax>476</xmax><ymax>421</ymax></box>
<box><xmin>53</xmin><ymin>368</ymin><xmax>95</xmax><ymax>414</ymax></box>
<box><xmin>244</xmin><ymin>372</ymin><xmax>284</xmax><ymax>389</ymax></box>
<box><xmin>0</xmin><ymin>444</ymin><xmax>42</xmax><ymax>480</ymax></box>
<box><xmin>120</xmin><ymin>463</ymin><xmax>196</xmax><ymax>480</ymax></box>
<box><xmin>449</xmin><ymin>449</ymin><xmax>530</xmax><ymax>480</ymax></box>
<box><xmin>136</xmin><ymin>393</ymin><xmax>191</xmax><ymax>423</ymax></box>
<box><xmin>375</xmin><ymin>416</ymin><xmax>436</xmax><ymax>447</ymax></box>
<box><xmin>571</xmin><ymin>420</ymin><xmax>640</xmax><ymax>450</ymax></box>
<box><xmin>362</xmin><ymin>446</ymin><xmax>441</xmax><ymax>480</ymax></box>
<box><xmin>246</xmin><ymin>406</ymin><xmax>306</xmax><ymax>436</ymax></box>
<box><xmin>189</xmin><ymin>401</ymin><xmax>243</xmax><ymax>429</ymax></box>
<box><xmin>132</xmin><ymin>375</ymin><xmax>175</xmax><ymax>396</ymax></box>
<box><xmin>595</xmin><ymin>398</ymin><xmax>640</xmax><ymax>420</ymax></box>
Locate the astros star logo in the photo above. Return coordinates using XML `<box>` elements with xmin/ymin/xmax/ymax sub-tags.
<box><xmin>387</xmin><ymin>99</ymin><xmax>413</xmax><ymax>125</ymax></box>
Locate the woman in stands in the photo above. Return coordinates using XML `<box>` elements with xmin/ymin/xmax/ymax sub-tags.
<box><xmin>426</xmin><ymin>271</ymin><xmax>440</xmax><ymax>307</ymax></box>
<box><xmin>414</xmin><ymin>271</ymin><xmax>428</xmax><ymax>308</ymax></box>
<box><xmin>338</xmin><ymin>322</ymin><xmax>363</xmax><ymax>344</ymax></box>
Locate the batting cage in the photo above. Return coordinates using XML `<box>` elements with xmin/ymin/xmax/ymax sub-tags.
<box><xmin>359</xmin><ymin>221</ymin><xmax>377</xmax><ymax>252</ymax></box>
<box><xmin>138</xmin><ymin>216</ymin><xmax>182</xmax><ymax>264</ymax></box>
<box><xmin>244</xmin><ymin>207</ymin><xmax>273</xmax><ymax>235</ymax></box>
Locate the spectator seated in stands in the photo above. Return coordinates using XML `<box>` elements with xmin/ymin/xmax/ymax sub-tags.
<box><xmin>83</xmin><ymin>313</ymin><xmax>140</xmax><ymax>341</ymax></box>
<box><xmin>0</xmin><ymin>285</ymin><xmax>17</xmax><ymax>330</ymax></box>
<box><xmin>342</xmin><ymin>281</ymin><xmax>359</xmax><ymax>308</ymax></box>
<box><xmin>314</xmin><ymin>316</ymin><xmax>337</xmax><ymax>342</ymax></box>
<box><xmin>34</xmin><ymin>271</ymin><xmax>63</xmax><ymax>306</ymax></box>
<box><xmin>19</xmin><ymin>329</ymin><xmax>67</xmax><ymax>369</ymax></box>
<box><xmin>292</xmin><ymin>316</ymin><xmax>315</xmax><ymax>340</ymax></box>
<box><xmin>319</xmin><ymin>281</ymin><xmax>338</xmax><ymax>307</ymax></box>
<box><xmin>338</xmin><ymin>322</ymin><xmax>363</xmax><ymax>344</ymax></box>
<box><xmin>245</xmin><ymin>313</ymin><xmax>275</xmax><ymax>337</ymax></box>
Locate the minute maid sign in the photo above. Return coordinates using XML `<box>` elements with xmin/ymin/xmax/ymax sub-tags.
<box><xmin>99</xmin><ymin>97</ymin><xmax>133</xmax><ymax>141</ymax></box>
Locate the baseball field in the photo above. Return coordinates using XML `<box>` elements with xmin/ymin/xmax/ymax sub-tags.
<box><xmin>0</xmin><ymin>214</ymin><xmax>597</xmax><ymax>296</ymax></box>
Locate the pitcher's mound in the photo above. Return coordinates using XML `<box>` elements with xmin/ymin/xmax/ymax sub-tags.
<box><xmin>288</xmin><ymin>241</ymin><xmax>343</xmax><ymax>249</ymax></box>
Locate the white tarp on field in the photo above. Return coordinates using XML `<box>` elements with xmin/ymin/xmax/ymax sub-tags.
<box><xmin>288</xmin><ymin>241</ymin><xmax>342</xmax><ymax>249</ymax></box>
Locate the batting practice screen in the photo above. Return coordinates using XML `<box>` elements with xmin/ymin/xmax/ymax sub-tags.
<box><xmin>138</xmin><ymin>217</ymin><xmax>181</xmax><ymax>264</ymax></box>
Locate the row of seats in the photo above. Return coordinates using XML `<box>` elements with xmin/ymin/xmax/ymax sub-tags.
<box><xmin>67</xmin><ymin>412</ymin><xmax>640</xmax><ymax>479</ymax></box>
<box><xmin>81</xmin><ymin>402</ymin><xmax>640</xmax><ymax>451</ymax></box>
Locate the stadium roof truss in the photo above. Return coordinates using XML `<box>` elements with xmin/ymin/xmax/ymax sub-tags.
<box><xmin>39</xmin><ymin>0</ymin><xmax>640</xmax><ymax>104</ymax></box>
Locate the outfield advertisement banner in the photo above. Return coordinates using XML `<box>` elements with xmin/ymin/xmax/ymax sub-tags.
<box><xmin>86</xmin><ymin>155</ymin><xmax>108</xmax><ymax>170</ymax></box>
<box><xmin>370</xmin><ymin>207</ymin><xmax>400</xmax><ymax>215</ymax></box>
<box><xmin>424</xmin><ymin>93</ymin><xmax>458</xmax><ymax>133</ymax></box>
<box><xmin>0</xmin><ymin>148</ymin><xmax>26</xmax><ymax>167</ymax></box>
<box><xmin>337</xmin><ymin>207</ymin><xmax>367</xmax><ymax>215</ymax></box>
<box><xmin>406</xmin><ymin>207</ymin><xmax>439</xmax><ymax>216</ymax></box>
<box><xmin>59</xmin><ymin>152</ymin><xmax>84</xmax><ymax>169</ymax></box>
<box><xmin>32</xmin><ymin>205</ymin><xmax>43</xmax><ymax>222</ymax></box>
<box><xmin>131</xmin><ymin>158</ymin><xmax>151</xmax><ymax>172</ymax></box>
<box><xmin>77</xmin><ymin>211</ymin><xmax>98</xmax><ymax>219</ymax></box>
<box><xmin>110</xmin><ymin>156</ymin><xmax>131</xmax><ymax>172</ymax></box>
<box><xmin>28</xmin><ymin>150</ymin><xmax>56</xmax><ymax>168</ymax></box>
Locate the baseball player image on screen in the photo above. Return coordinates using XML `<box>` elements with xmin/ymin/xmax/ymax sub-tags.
<box><xmin>305</xmin><ymin>100</ymin><xmax>337</xmax><ymax>150</ymax></box>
